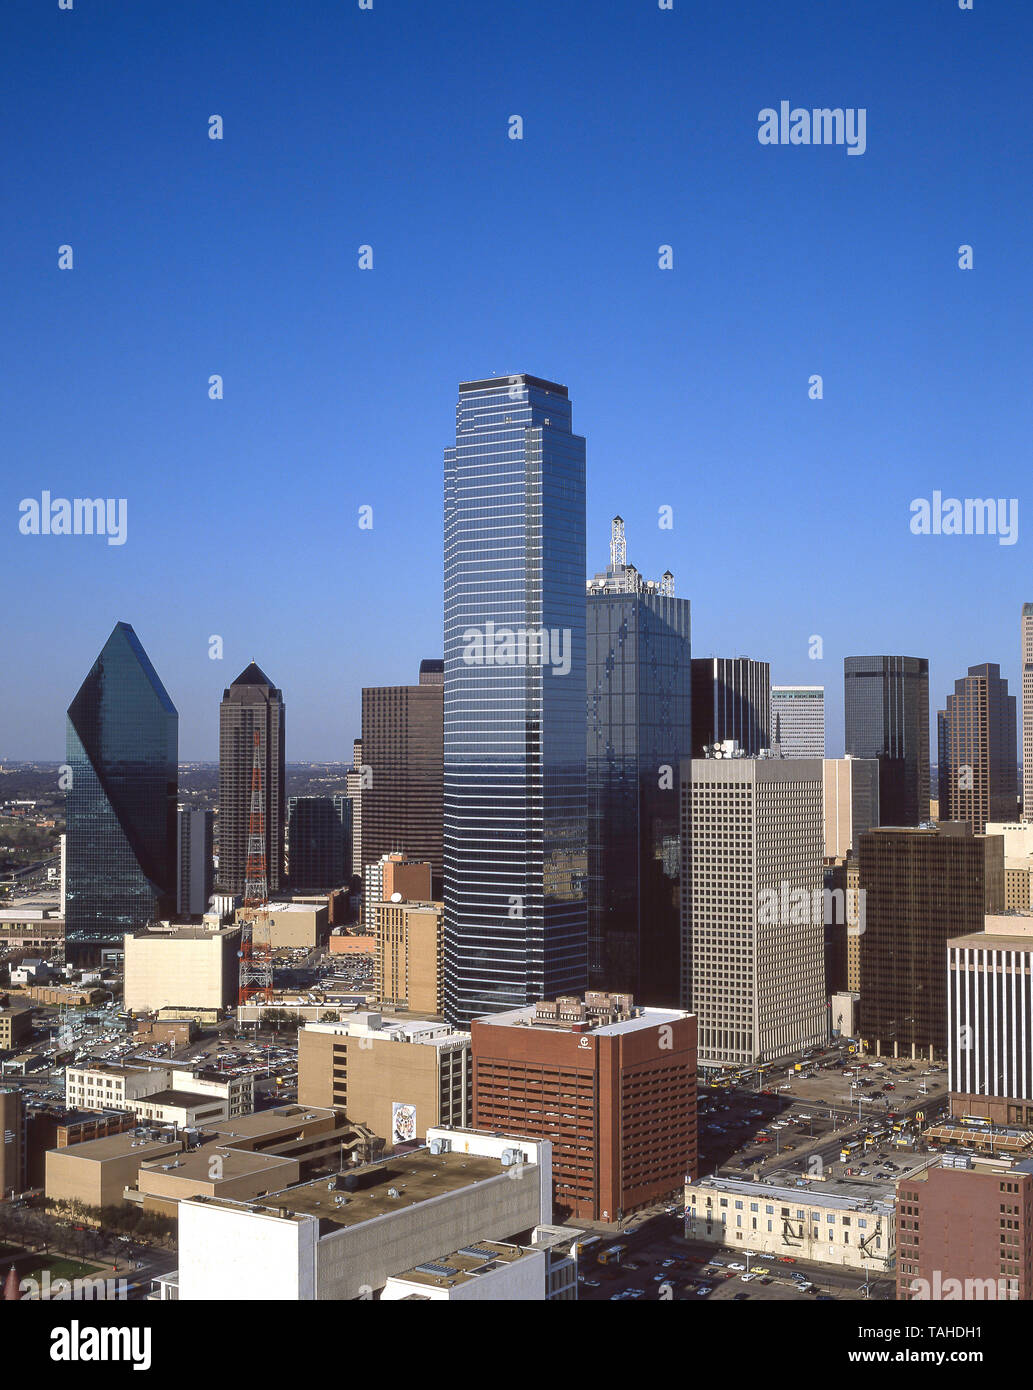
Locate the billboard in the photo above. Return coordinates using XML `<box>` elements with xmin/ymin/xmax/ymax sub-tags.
<box><xmin>391</xmin><ymin>1102</ymin><xmax>417</xmax><ymax>1145</ymax></box>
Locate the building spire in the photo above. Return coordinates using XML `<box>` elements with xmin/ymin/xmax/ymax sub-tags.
<box><xmin>610</xmin><ymin>515</ymin><xmax>626</xmax><ymax>569</ymax></box>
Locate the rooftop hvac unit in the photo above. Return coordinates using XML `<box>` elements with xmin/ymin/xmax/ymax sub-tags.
<box><xmin>501</xmin><ymin>1147</ymin><xmax>522</xmax><ymax>1166</ymax></box>
<box><xmin>387</xmin><ymin>1187</ymin><xmax>400</xmax><ymax>1198</ymax></box>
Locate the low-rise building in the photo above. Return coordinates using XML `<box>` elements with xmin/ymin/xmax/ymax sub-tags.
<box><xmin>238</xmin><ymin>901</ymin><xmax>329</xmax><ymax>951</ymax></box>
<box><xmin>46</xmin><ymin>1132</ymin><xmax>183</xmax><ymax>1211</ymax></box>
<box><xmin>65</xmin><ymin>1062</ymin><xmax>253</xmax><ymax>1123</ymax></box>
<box><xmin>897</xmin><ymin>1155</ymin><xmax>1033</xmax><ymax>1301</ymax></box>
<box><xmin>0</xmin><ymin>999</ymin><xmax>34</xmax><ymax>1051</ymax></box>
<box><xmin>167</xmin><ymin>1127</ymin><xmax>553</xmax><ymax>1301</ymax></box>
<box><xmin>123</xmin><ymin>925</ymin><xmax>240</xmax><ymax>1014</ymax></box>
<box><xmin>683</xmin><ymin>1172</ymin><xmax>897</xmax><ymax>1273</ymax></box>
<box><xmin>297</xmin><ymin>1014</ymin><xmax>471</xmax><ymax>1143</ymax></box>
<box><xmin>380</xmin><ymin>1231</ymin><xmax>578</xmax><ymax>1301</ymax></box>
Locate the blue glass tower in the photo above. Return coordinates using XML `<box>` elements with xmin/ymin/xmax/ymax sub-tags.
<box><xmin>586</xmin><ymin>518</ymin><xmax>691</xmax><ymax>1006</ymax></box>
<box><xmin>64</xmin><ymin>622</ymin><xmax>178</xmax><ymax>964</ymax></box>
<box><xmin>443</xmin><ymin>375</ymin><xmax>587</xmax><ymax>1025</ymax></box>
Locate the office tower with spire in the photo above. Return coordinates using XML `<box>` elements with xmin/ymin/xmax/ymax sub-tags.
<box><xmin>360</xmin><ymin>659</ymin><xmax>444</xmax><ymax>894</ymax></box>
<box><xmin>218</xmin><ymin>662</ymin><xmax>285</xmax><ymax>896</ymax></box>
<box><xmin>64</xmin><ymin>622</ymin><xmax>178</xmax><ymax>965</ymax></box>
<box><xmin>443</xmin><ymin>374</ymin><xmax>587</xmax><ymax>1026</ymax></box>
<box><xmin>690</xmin><ymin>657</ymin><xmax>771</xmax><ymax>756</ymax></box>
<box><xmin>771</xmin><ymin>685</ymin><xmax>825</xmax><ymax>757</ymax></box>
<box><xmin>938</xmin><ymin>662</ymin><xmax>1017</xmax><ymax>833</ymax></box>
<box><xmin>844</xmin><ymin>655</ymin><xmax>930</xmax><ymax>826</ymax></box>
<box><xmin>586</xmin><ymin>516</ymin><xmax>690</xmax><ymax>1005</ymax></box>
<box><xmin>1023</xmin><ymin>605</ymin><xmax>1033</xmax><ymax>820</ymax></box>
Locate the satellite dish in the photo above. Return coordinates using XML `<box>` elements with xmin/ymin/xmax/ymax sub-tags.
<box><xmin>390</xmin><ymin>892</ymin><xmax>402</xmax><ymax>903</ymax></box>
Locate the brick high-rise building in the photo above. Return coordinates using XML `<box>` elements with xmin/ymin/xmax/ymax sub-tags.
<box><xmin>858</xmin><ymin>823</ymin><xmax>1004</xmax><ymax>1059</ymax></box>
<box><xmin>940</xmin><ymin>662</ymin><xmax>1018</xmax><ymax>833</ymax></box>
<box><xmin>471</xmin><ymin>991</ymin><xmax>696</xmax><ymax>1223</ymax></box>
<box><xmin>361</xmin><ymin>663</ymin><xmax>444</xmax><ymax>894</ymax></box>
<box><xmin>897</xmin><ymin>1157</ymin><xmax>1033</xmax><ymax>1302</ymax></box>
<box><xmin>218</xmin><ymin>662</ymin><xmax>285</xmax><ymax>896</ymax></box>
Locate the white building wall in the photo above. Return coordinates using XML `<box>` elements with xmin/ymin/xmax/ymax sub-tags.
<box><xmin>178</xmin><ymin>1200</ymin><xmax>316</xmax><ymax>1301</ymax></box>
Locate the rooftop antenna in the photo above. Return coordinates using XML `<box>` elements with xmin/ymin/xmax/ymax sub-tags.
<box><xmin>610</xmin><ymin>515</ymin><xmax>626</xmax><ymax>569</ymax></box>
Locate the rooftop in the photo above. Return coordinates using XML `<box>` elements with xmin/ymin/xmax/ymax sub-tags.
<box><xmin>687</xmin><ymin>1170</ymin><xmax>898</xmax><ymax>1214</ymax></box>
<box><xmin>193</xmin><ymin>1149</ymin><xmax>524</xmax><ymax>1230</ymax></box>
<box><xmin>392</xmin><ymin>1241</ymin><xmax>530</xmax><ymax>1289</ymax></box>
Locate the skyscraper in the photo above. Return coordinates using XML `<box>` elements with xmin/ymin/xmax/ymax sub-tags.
<box><xmin>64</xmin><ymin>622</ymin><xmax>178</xmax><ymax>965</ymax></box>
<box><xmin>690</xmin><ymin>657</ymin><xmax>770</xmax><ymax>756</ymax></box>
<box><xmin>1022</xmin><ymin>604</ymin><xmax>1033</xmax><ymax>819</ymax></box>
<box><xmin>443</xmin><ymin>374</ymin><xmax>587</xmax><ymax>1026</ymax></box>
<box><xmin>858</xmin><ymin>823</ymin><xmax>1004</xmax><ymax>1059</ymax></box>
<box><xmin>586</xmin><ymin>516</ymin><xmax>690</xmax><ymax>1006</ymax></box>
<box><xmin>176</xmin><ymin>808</ymin><xmax>214</xmax><ymax>917</ymax></box>
<box><xmin>287</xmin><ymin>795</ymin><xmax>352</xmax><ymax>893</ymax></box>
<box><xmin>681</xmin><ymin>754</ymin><xmax>826</xmax><ymax>1065</ymax></box>
<box><xmin>218</xmin><ymin>662</ymin><xmax>285</xmax><ymax>897</ymax></box>
<box><xmin>360</xmin><ymin>660</ymin><xmax>444</xmax><ymax>893</ymax></box>
<box><xmin>844</xmin><ymin>655</ymin><xmax>930</xmax><ymax>826</ymax></box>
<box><xmin>771</xmin><ymin>685</ymin><xmax>825</xmax><ymax>757</ymax></box>
<box><xmin>939</xmin><ymin>663</ymin><xmax>1018</xmax><ymax>833</ymax></box>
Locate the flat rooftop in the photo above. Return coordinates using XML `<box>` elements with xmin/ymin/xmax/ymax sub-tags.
<box><xmin>54</xmin><ymin>1132</ymin><xmax>180</xmax><ymax>1163</ymax></box>
<box><xmin>138</xmin><ymin>1088</ymin><xmax>225</xmax><ymax>1109</ymax></box>
<box><xmin>475</xmin><ymin>1003</ymin><xmax>689</xmax><ymax>1037</ymax></box>
<box><xmin>688</xmin><ymin>1171</ymin><xmax>898</xmax><ymax>1213</ymax></box>
<box><xmin>393</xmin><ymin>1241</ymin><xmax>530</xmax><ymax>1289</ymax></box>
<box><xmin>196</xmin><ymin>1150</ymin><xmax>523</xmax><ymax>1230</ymax></box>
<box><xmin>202</xmin><ymin>1106</ymin><xmax>335</xmax><ymax>1144</ymax></box>
<box><xmin>141</xmin><ymin>1143</ymin><xmax>292</xmax><ymax>1182</ymax></box>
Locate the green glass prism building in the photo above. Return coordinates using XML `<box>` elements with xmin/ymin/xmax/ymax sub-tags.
<box><xmin>443</xmin><ymin>374</ymin><xmax>587</xmax><ymax>1026</ymax></box>
<box><xmin>64</xmin><ymin>622</ymin><xmax>178</xmax><ymax>965</ymax></box>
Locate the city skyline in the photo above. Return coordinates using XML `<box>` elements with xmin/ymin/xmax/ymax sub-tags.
<box><xmin>3</xmin><ymin>1</ymin><xmax>1030</xmax><ymax>763</ymax></box>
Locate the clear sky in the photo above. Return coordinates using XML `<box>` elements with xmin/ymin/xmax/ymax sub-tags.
<box><xmin>1</xmin><ymin>0</ymin><xmax>1030</xmax><ymax>760</ymax></box>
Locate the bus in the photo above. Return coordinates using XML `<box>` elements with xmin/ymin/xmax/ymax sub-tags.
<box><xmin>598</xmin><ymin>1244</ymin><xmax>628</xmax><ymax>1266</ymax></box>
<box><xmin>575</xmin><ymin>1236</ymin><xmax>601</xmax><ymax>1258</ymax></box>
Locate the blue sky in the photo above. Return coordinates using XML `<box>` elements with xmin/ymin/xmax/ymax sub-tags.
<box><xmin>1</xmin><ymin>0</ymin><xmax>1030</xmax><ymax>759</ymax></box>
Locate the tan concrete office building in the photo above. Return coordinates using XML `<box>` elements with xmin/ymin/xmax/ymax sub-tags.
<box><xmin>46</xmin><ymin>1133</ymin><xmax>183</xmax><ymax>1210</ymax></box>
<box><xmin>374</xmin><ymin>898</ymin><xmax>443</xmax><ymax>1015</ymax></box>
<box><xmin>123</xmin><ymin>926</ymin><xmax>240</xmax><ymax>1013</ymax></box>
<box><xmin>298</xmin><ymin>1014</ymin><xmax>471</xmax><ymax>1144</ymax></box>
<box><xmin>0</xmin><ymin>1000</ymin><xmax>33</xmax><ymax>1050</ymax></box>
<box><xmin>241</xmin><ymin>901</ymin><xmax>328</xmax><ymax>950</ymax></box>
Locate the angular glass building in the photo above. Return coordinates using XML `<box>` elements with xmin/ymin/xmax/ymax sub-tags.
<box><xmin>64</xmin><ymin>622</ymin><xmax>178</xmax><ymax>965</ymax></box>
<box><xmin>586</xmin><ymin>517</ymin><xmax>691</xmax><ymax>1006</ymax></box>
<box><xmin>844</xmin><ymin>655</ymin><xmax>930</xmax><ymax>827</ymax></box>
<box><xmin>443</xmin><ymin>374</ymin><xmax>587</xmax><ymax>1026</ymax></box>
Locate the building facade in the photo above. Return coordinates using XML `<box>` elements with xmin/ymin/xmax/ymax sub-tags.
<box><xmin>64</xmin><ymin>622</ymin><xmax>178</xmax><ymax>965</ymax></box>
<box><xmin>822</xmin><ymin>757</ymin><xmax>880</xmax><ymax>858</ymax></box>
<box><xmin>691</xmin><ymin>657</ymin><xmax>770</xmax><ymax>757</ymax></box>
<box><xmin>844</xmin><ymin>655</ymin><xmax>929</xmax><ymax>827</ymax></box>
<box><xmin>218</xmin><ymin>661</ymin><xmax>286</xmax><ymax>896</ymax></box>
<box><xmin>948</xmin><ymin>912</ymin><xmax>1033</xmax><ymax>1125</ymax></box>
<box><xmin>586</xmin><ymin>516</ymin><xmax>690</xmax><ymax>1006</ymax></box>
<box><xmin>286</xmin><ymin>795</ymin><xmax>352</xmax><ymax>893</ymax></box>
<box><xmin>939</xmin><ymin>662</ymin><xmax>1018</xmax><ymax>833</ymax></box>
<box><xmin>681</xmin><ymin>755</ymin><xmax>827</xmax><ymax>1064</ymax></box>
<box><xmin>443</xmin><ymin>375</ymin><xmax>587</xmax><ymax>1025</ymax></box>
<box><xmin>897</xmin><ymin>1158</ymin><xmax>1033</xmax><ymax>1302</ymax></box>
<box><xmin>771</xmin><ymin>685</ymin><xmax>825</xmax><ymax>758</ymax></box>
<box><xmin>360</xmin><ymin>664</ymin><xmax>444</xmax><ymax>893</ymax></box>
<box><xmin>858</xmin><ymin>824</ymin><xmax>1005</xmax><ymax>1058</ymax></box>
<box><xmin>297</xmin><ymin>1014</ymin><xmax>470</xmax><ymax>1140</ymax></box>
<box><xmin>471</xmin><ymin>992</ymin><xmax>696</xmax><ymax>1223</ymax></box>
<box><xmin>1024</xmin><ymin>605</ymin><xmax>1033</xmax><ymax>822</ymax></box>
<box><xmin>177</xmin><ymin>808</ymin><xmax>214</xmax><ymax>917</ymax></box>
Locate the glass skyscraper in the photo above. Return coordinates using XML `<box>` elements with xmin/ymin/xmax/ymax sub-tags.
<box><xmin>443</xmin><ymin>374</ymin><xmax>587</xmax><ymax>1026</ymax></box>
<box><xmin>586</xmin><ymin>517</ymin><xmax>691</xmax><ymax>1006</ymax></box>
<box><xmin>844</xmin><ymin>655</ymin><xmax>930</xmax><ymax>827</ymax></box>
<box><xmin>64</xmin><ymin>622</ymin><xmax>178</xmax><ymax>965</ymax></box>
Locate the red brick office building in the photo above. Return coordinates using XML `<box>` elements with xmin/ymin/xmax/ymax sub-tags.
<box><xmin>471</xmin><ymin>991</ymin><xmax>697</xmax><ymax>1223</ymax></box>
